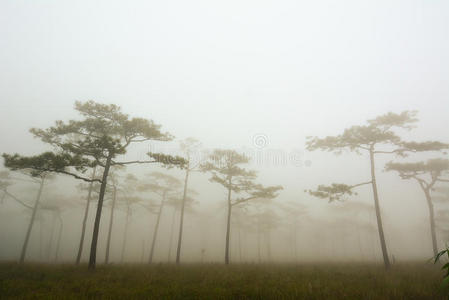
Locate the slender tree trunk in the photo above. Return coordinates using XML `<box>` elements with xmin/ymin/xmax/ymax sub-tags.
<box><xmin>265</xmin><ymin>230</ymin><xmax>272</xmax><ymax>262</ymax></box>
<box><xmin>76</xmin><ymin>167</ymin><xmax>96</xmax><ymax>265</ymax></box>
<box><xmin>168</xmin><ymin>208</ymin><xmax>177</xmax><ymax>263</ymax></box>
<box><xmin>176</xmin><ymin>169</ymin><xmax>190</xmax><ymax>264</ymax></box>
<box><xmin>47</xmin><ymin>213</ymin><xmax>57</xmax><ymax>261</ymax></box>
<box><xmin>55</xmin><ymin>214</ymin><xmax>63</xmax><ymax>262</ymax></box>
<box><xmin>424</xmin><ymin>187</ymin><xmax>438</xmax><ymax>256</ymax></box>
<box><xmin>369</xmin><ymin>149</ymin><xmax>391</xmax><ymax>270</ymax></box>
<box><xmin>356</xmin><ymin>226</ymin><xmax>364</xmax><ymax>261</ymax></box>
<box><xmin>257</xmin><ymin>218</ymin><xmax>261</xmax><ymax>264</ymax></box>
<box><xmin>149</xmin><ymin>193</ymin><xmax>165</xmax><ymax>263</ymax></box>
<box><xmin>225</xmin><ymin>187</ymin><xmax>232</xmax><ymax>265</ymax></box>
<box><xmin>141</xmin><ymin>240</ymin><xmax>145</xmax><ymax>263</ymax></box>
<box><xmin>19</xmin><ymin>176</ymin><xmax>45</xmax><ymax>264</ymax></box>
<box><xmin>293</xmin><ymin>219</ymin><xmax>297</xmax><ymax>262</ymax></box>
<box><xmin>39</xmin><ymin>218</ymin><xmax>43</xmax><ymax>260</ymax></box>
<box><xmin>88</xmin><ymin>153</ymin><xmax>113</xmax><ymax>270</ymax></box>
<box><xmin>105</xmin><ymin>185</ymin><xmax>117</xmax><ymax>264</ymax></box>
<box><xmin>120</xmin><ymin>204</ymin><xmax>130</xmax><ymax>263</ymax></box>
<box><xmin>238</xmin><ymin>225</ymin><xmax>242</xmax><ymax>262</ymax></box>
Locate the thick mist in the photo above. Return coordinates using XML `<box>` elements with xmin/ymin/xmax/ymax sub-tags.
<box><xmin>0</xmin><ymin>0</ymin><xmax>448</xmax><ymax>269</ymax></box>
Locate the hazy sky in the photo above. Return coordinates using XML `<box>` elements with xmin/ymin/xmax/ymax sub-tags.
<box><xmin>0</xmin><ymin>1</ymin><xmax>448</xmax><ymax>261</ymax></box>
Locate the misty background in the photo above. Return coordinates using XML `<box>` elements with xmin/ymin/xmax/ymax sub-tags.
<box><xmin>0</xmin><ymin>0</ymin><xmax>448</xmax><ymax>264</ymax></box>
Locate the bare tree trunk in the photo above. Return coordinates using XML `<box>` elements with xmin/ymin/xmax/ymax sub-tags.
<box><xmin>76</xmin><ymin>167</ymin><xmax>96</xmax><ymax>265</ymax></box>
<box><xmin>265</xmin><ymin>230</ymin><xmax>272</xmax><ymax>262</ymax></box>
<box><xmin>356</xmin><ymin>226</ymin><xmax>364</xmax><ymax>261</ymax></box>
<box><xmin>88</xmin><ymin>153</ymin><xmax>113</xmax><ymax>270</ymax></box>
<box><xmin>39</xmin><ymin>217</ymin><xmax>43</xmax><ymax>261</ymax></box>
<box><xmin>19</xmin><ymin>176</ymin><xmax>45</xmax><ymax>264</ymax></box>
<box><xmin>293</xmin><ymin>219</ymin><xmax>297</xmax><ymax>262</ymax></box>
<box><xmin>176</xmin><ymin>169</ymin><xmax>190</xmax><ymax>264</ymax></box>
<box><xmin>55</xmin><ymin>214</ymin><xmax>63</xmax><ymax>262</ymax></box>
<box><xmin>238</xmin><ymin>225</ymin><xmax>242</xmax><ymax>262</ymax></box>
<box><xmin>120</xmin><ymin>204</ymin><xmax>130</xmax><ymax>263</ymax></box>
<box><xmin>424</xmin><ymin>188</ymin><xmax>438</xmax><ymax>256</ymax></box>
<box><xmin>141</xmin><ymin>240</ymin><xmax>145</xmax><ymax>263</ymax></box>
<box><xmin>257</xmin><ymin>218</ymin><xmax>261</xmax><ymax>264</ymax></box>
<box><xmin>47</xmin><ymin>213</ymin><xmax>57</xmax><ymax>261</ymax></box>
<box><xmin>224</xmin><ymin>187</ymin><xmax>232</xmax><ymax>265</ymax></box>
<box><xmin>105</xmin><ymin>185</ymin><xmax>117</xmax><ymax>264</ymax></box>
<box><xmin>149</xmin><ymin>193</ymin><xmax>165</xmax><ymax>263</ymax></box>
<box><xmin>369</xmin><ymin>149</ymin><xmax>391</xmax><ymax>270</ymax></box>
<box><xmin>168</xmin><ymin>208</ymin><xmax>177</xmax><ymax>263</ymax></box>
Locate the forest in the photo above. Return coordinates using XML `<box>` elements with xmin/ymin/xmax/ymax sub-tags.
<box><xmin>1</xmin><ymin>1</ymin><xmax>449</xmax><ymax>299</ymax></box>
<box><xmin>1</xmin><ymin>102</ymin><xmax>448</xmax><ymax>299</ymax></box>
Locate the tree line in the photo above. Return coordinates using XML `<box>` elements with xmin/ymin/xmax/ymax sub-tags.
<box><xmin>1</xmin><ymin>102</ymin><xmax>448</xmax><ymax>270</ymax></box>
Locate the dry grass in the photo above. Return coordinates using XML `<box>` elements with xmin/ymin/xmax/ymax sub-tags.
<box><xmin>0</xmin><ymin>262</ymin><xmax>445</xmax><ymax>299</ymax></box>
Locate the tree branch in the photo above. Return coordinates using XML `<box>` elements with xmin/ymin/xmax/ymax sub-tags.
<box><xmin>2</xmin><ymin>189</ymin><xmax>33</xmax><ymax>209</ymax></box>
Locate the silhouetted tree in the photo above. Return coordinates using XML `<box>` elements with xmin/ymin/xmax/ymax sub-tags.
<box><xmin>202</xmin><ymin>149</ymin><xmax>282</xmax><ymax>264</ymax></box>
<box><xmin>176</xmin><ymin>137</ymin><xmax>202</xmax><ymax>264</ymax></box>
<box><xmin>139</xmin><ymin>171</ymin><xmax>182</xmax><ymax>263</ymax></box>
<box><xmin>2</xmin><ymin>101</ymin><xmax>185</xmax><ymax>269</ymax></box>
<box><xmin>306</xmin><ymin>111</ymin><xmax>448</xmax><ymax>269</ymax></box>
<box><xmin>386</xmin><ymin>158</ymin><xmax>449</xmax><ymax>256</ymax></box>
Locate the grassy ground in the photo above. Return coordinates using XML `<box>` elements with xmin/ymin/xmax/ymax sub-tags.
<box><xmin>0</xmin><ymin>262</ymin><xmax>446</xmax><ymax>299</ymax></box>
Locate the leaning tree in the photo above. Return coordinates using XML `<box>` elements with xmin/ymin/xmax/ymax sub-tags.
<box><xmin>386</xmin><ymin>158</ymin><xmax>449</xmax><ymax>256</ymax></box>
<box><xmin>0</xmin><ymin>167</ymin><xmax>52</xmax><ymax>263</ymax></box>
<box><xmin>2</xmin><ymin>101</ymin><xmax>185</xmax><ymax>269</ymax></box>
<box><xmin>306</xmin><ymin>111</ymin><xmax>448</xmax><ymax>269</ymax></box>
<box><xmin>201</xmin><ymin>149</ymin><xmax>282</xmax><ymax>264</ymax></box>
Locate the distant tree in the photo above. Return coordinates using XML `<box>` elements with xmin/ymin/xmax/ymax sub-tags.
<box><xmin>2</xmin><ymin>168</ymin><xmax>51</xmax><ymax>263</ymax></box>
<box><xmin>306</xmin><ymin>111</ymin><xmax>448</xmax><ymax>269</ymax></box>
<box><xmin>202</xmin><ymin>149</ymin><xmax>282</xmax><ymax>264</ymax></box>
<box><xmin>386</xmin><ymin>158</ymin><xmax>449</xmax><ymax>256</ymax></box>
<box><xmin>278</xmin><ymin>201</ymin><xmax>308</xmax><ymax>261</ymax></box>
<box><xmin>176</xmin><ymin>137</ymin><xmax>202</xmax><ymax>264</ymax></box>
<box><xmin>139</xmin><ymin>171</ymin><xmax>182</xmax><ymax>263</ymax></box>
<box><xmin>113</xmin><ymin>173</ymin><xmax>143</xmax><ymax>263</ymax></box>
<box><xmin>166</xmin><ymin>192</ymin><xmax>197</xmax><ymax>262</ymax></box>
<box><xmin>2</xmin><ymin>101</ymin><xmax>185</xmax><ymax>269</ymax></box>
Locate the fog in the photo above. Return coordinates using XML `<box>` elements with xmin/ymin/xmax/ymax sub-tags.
<box><xmin>0</xmin><ymin>0</ymin><xmax>448</xmax><ymax>267</ymax></box>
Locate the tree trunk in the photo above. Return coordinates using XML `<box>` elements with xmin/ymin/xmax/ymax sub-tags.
<box><xmin>265</xmin><ymin>230</ymin><xmax>271</xmax><ymax>262</ymax></box>
<box><xmin>424</xmin><ymin>187</ymin><xmax>438</xmax><ymax>256</ymax></box>
<box><xmin>238</xmin><ymin>225</ymin><xmax>242</xmax><ymax>262</ymax></box>
<box><xmin>176</xmin><ymin>169</ymin><xmax>190</xmax><ymax>264</ymax></box>
<box><xmin>120</xmin><ymin>204</ymin><xmax>131</xmax><ymax>263</ymax></box>
<box><xmin>88</xmin><ymin>153</ymin><xmax>113</xmax><ymax>270</ymax></box>
<box><xmin>19</xmin><ymin>176</ymin><xmax>45</xmax><ymax>264</ymax></box>
<box><xmin>257</xmin><ymin>218</ymin><xmax>261</xmax><ymax>264</ymax></box>
<box><xmin>105</xmin><ymin>185</ymin><xmax>117</xmax><ymax>264</ymax></box>
<box><xmin>55</xmin><ymin>214</ymin><xmax>63</xmax><ymax>262</ymax></box>
<box><xmin>369</xmin><ymin>149</ymin><xmax>391</xmax><ymax>270</ymax></box>
<box><xmin>168</xmin><ymin>208</ymin><xmax>177</xmax><ymax>262</ymax></box>
<box><xmin>141</xmin><ymin>240</ymin><xmax>145</xmax><ymax>263</ymax></box>
<box><xmin>224</xmin><ymin>187</ymin><xmax>232</xmax><ymax>265</ymax></box>
<box><xmin>47</xmin><ymin>213</ymin><xmax>57</xmax><ymax>261</ymax></box>
<box><xmin>76</xmin><ymin>167</ymin><xmax>96</xmax><ymax>265</ymax></box>
<box><xmin>293</xmin><ymin>219</ymin><xmax>297</xmax><ymax>262</ymax></box>
<box><xmin>149</xmin><ymin>193</ymin><xmax>165</xmax><ymax>263</ymax></box>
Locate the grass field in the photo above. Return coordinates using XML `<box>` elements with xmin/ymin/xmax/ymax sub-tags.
<box><xmin>0</xmin><ymin>262</ymin><xmax>446</xmax><ymax>299</ymax></box>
